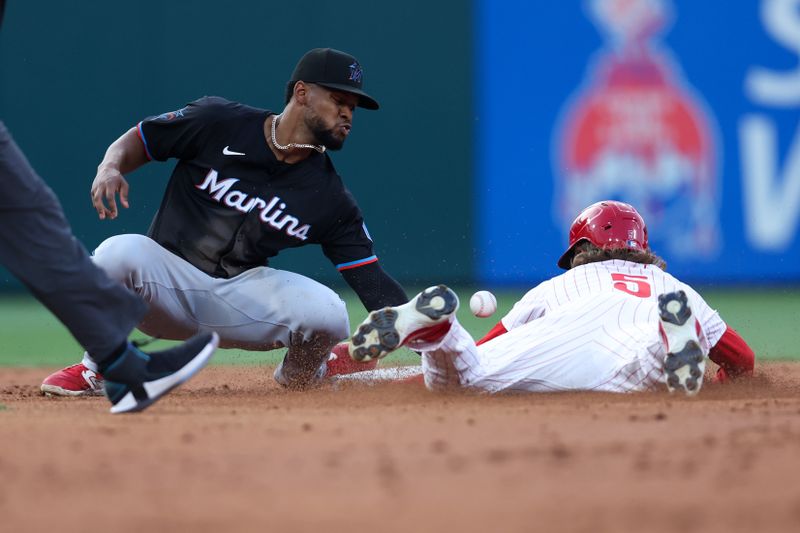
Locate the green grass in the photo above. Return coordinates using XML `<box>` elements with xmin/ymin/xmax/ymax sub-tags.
<box><xmin>695</xmin><ymin>288</ymin><xmax>800</xmax><ymax>360</ymax></box>
<box><xmin>0</xmin><ymin>286</ymin><xmax>797</xmax><ymax>368</ymax></box>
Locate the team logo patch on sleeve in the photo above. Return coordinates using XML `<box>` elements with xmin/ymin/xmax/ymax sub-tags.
<box><xmin>155</xmin><ymin>108</ymin><xmax>186</xmax><ymax>121</ymax></box>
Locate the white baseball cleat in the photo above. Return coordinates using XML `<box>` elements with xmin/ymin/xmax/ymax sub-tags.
<box><xmin>657</xmin><ymin>290</ymin><xmax>706</xmax><ymax>396</ymax></box>
<box><xmin>348</xmin><ymin>285</ymin><xmax>459</xmax><ymax>362</ymax></box>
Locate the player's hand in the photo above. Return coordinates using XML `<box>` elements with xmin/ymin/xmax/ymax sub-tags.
<box><xmin>91</xmin><ymin>165</ymin><xmax>130</xmax><ymax>220</ymax></box>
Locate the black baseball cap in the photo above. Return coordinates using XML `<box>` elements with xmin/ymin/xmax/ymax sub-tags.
<box><xmin>288</xmin><ymin>48</ymin><xmax>379</xmax><ymax>110</ymax></box>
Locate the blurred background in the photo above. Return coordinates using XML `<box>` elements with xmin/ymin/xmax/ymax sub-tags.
<box><xmin>0</xmin><ymin>0</ymin><xmax>797</xmax><ymax>367</ymax></box>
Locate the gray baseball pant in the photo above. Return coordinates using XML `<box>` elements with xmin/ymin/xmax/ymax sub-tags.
<box><xmin>80</xmin><ymin>234</ymin><xmax>349</xmax><ymax>381</ymax></box>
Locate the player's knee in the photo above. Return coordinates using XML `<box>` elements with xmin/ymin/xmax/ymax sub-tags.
<box><xmin>304</xmin><ymin>290</ymin><xmax>349</xmax><ymax>340</ymax></box>
<box><xmin>92</xmin><ymin>234</ymin><xmax>155</xmax><ymax>285</ymax></box>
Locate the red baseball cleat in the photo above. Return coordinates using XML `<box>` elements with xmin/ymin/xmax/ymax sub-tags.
<box><xmin>324</xmin><ymin>342</ymin><xmax>378</xmax><ymax>377</ymax></box>
<box><xmin>41</xmin><ymin>363</ymin><xmax>105</xmax><ymax>397</ymax></box>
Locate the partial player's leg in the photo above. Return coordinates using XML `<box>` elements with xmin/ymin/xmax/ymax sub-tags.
<box><xmin>348</xmin><ymin>285</ymin><xmax>459</xmax><ymax>361</ymax></box>
<box><xmin>0</xmin><ymin>122</ymin><xmax>219</xmax><ymax>413</ymax></box>
<box><xmin>100</xmin><ymin>331</ymin><xmax>219</xmax><ymax>414</ymax></box>
<box><xmin>44</xmin><ymin>234</ymin><xmax>351</xmax><ymax>392</ymax></box>
<box><xmin>418</xmin><ymin>318</ymin><xmax>486</xmax><ymax>390</ymax></box>
<box><xmin>198</xmin><ymin>260</ymin><xmax>352</xmax><ymax>389</ymax></box>
<box><xmin>657</xmin><ymin>290</ymin><xmax>706</xmax><ymax>396</ymax></box>
<box><xmin>346</xmin><ymin>285</ymin><xmax>471</xmax><ymax>389</ymax></box>
<box><xmin>422</xmin><ymin>292</ymin><xmax>669</xmax><ymax>393</ymax></box>
<box><xmin>0</xmin><ymin>122</ymin><xmax>147</xmax><ymax>362</ymax></box>
<box><xmin>41</xmin><ymin>233</ymin><xmax>206</xmax><ymax>397</ymax></box>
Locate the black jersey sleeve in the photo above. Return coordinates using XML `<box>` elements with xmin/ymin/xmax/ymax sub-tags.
<box><xmin>137</xmin><ymin>96</ymin><xmax>229</xmax><ymax>162</ymax></box>
<box><xmin>340</xmin><ymin>261</ymin><xmax>408</xmax><ymax>311</ymax></box>
<box><xmin>319</xmin><ymin>190</ymin><xmax>378</xmax><ymax>271</ymax></box>
<box><xmin>322</xmin><ymin>194</ymin><xmax>408</xmax><ymax>310</ymax></box>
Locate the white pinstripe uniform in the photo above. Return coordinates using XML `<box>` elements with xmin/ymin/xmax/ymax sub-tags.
<box><xmin>419</xmin><ymin>259</ymin><xmax>727</xmax><ymax>393</ymax></box>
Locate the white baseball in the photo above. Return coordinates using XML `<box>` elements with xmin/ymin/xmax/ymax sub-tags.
<box><xmin>469</xmin><ymin>290</ymin><xmax>497</xmax><ymax>318</ymax></box>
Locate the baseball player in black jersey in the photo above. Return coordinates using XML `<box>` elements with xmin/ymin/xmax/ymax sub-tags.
<box><xmin>41</xmin><ymin>47</ymin><xmax>409</xmax><ymax>395</ymax></box>
<box><xmin>1</xmin><ymin>0</ymin><xmax>219</xmax><ymax>413</ymax></box>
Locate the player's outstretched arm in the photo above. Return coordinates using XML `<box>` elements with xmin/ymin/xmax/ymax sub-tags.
<box><xmin>91</xmin><ymin>126</ymin><xmax>150</xmax><ymax>220</ymax></box>
<box><xmin>708</xmin><ymin>326</ymin><xmax>755</xmax><ymax>382</ymax></box>
<box><xmin>340</xmin><ymin>262</ymin><xmax>408</xmax><ymax>311</ymax></box>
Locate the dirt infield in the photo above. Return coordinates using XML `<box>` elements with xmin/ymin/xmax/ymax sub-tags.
<box><xmin>2</xmin><ymin>363</ymin><xmax>800</xmax><ymax>533</ymax></box>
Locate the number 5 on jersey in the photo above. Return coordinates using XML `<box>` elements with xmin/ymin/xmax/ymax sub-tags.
<box><xmin>611</xmin><ymin>273</ymin><xmax>652</xmax><ymax>298</ymax></box>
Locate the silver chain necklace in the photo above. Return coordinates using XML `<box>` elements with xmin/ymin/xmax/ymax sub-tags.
<box><xmin>271</xmin><ymin>113</ymin><xmax>326</xmax><ymax>154</ymax></box>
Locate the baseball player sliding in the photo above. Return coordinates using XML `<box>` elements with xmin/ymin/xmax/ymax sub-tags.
<box><xmin>348</xmin><ymin>201</ymin><xmax>755</xmax><ymax>394</ymax></box>
<box><xmin>42</xmin><ymin>48</ymin><xmax>409</xmax><ymax>396</ymax></box>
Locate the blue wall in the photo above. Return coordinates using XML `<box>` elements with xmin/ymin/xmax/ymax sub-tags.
<box><xmin>476</xmin><ymin>0</ymin><xmax>800</xmax><ymax>285</ymax></box>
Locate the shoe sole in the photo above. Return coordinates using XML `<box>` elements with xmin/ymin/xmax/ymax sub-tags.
<box><xmin>658</xmin><ymin>291</ymin><xmax>705</xmax><ymax>396</ymax></box>
<box><xmin>41</xmin><ymin>384</ymin><xmax>104</xmax><ymax>397</ymax></box>
<box><xmin>109</xmin><ymin>332</ymin><xmax>220</xmax><ymax>414</ymax></box>
<box><xmin>349</xmin><ymin>285</ymin><xmax>458</xmax><ymax>362</ymax></box>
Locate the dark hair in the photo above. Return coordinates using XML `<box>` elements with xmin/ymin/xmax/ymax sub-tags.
<box><xmin>570</xmin><ymin>242</ymin><xmax>666</xmax><ymax>270</ymax></box>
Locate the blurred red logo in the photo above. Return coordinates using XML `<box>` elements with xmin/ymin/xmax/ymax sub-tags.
<box><xmin>554</xmin><ymin>0</ymin><xmax>720</xmax><ymax>259</ymax></box>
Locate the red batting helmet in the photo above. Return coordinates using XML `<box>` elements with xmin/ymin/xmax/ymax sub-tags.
<box><xmin>557</xmin><ymin>201</ymin><xmax>649</xmax><ymax>269</ymax></box>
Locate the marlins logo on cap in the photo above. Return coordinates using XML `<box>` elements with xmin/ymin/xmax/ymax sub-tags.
<box><xmin>288</xmin><ymin>48</ymin><xmax>379</xmax><ymax>110</ymax></box>
<box><xmin>348</xmin><ymin>62</ymin><xmax>363</xmax><ymax>83</ymax></box>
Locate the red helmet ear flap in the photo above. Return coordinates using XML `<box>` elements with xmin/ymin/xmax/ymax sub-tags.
<box><xmin>557</xmin><ymin>201</ymin><xmax>648</xmax><ymax>269</ymax></box>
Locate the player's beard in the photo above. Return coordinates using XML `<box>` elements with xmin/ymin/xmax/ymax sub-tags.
<box><xmin>306</xmin><ymin>114</ymin><xmax>346</xmax><ymax>151</ymax></box>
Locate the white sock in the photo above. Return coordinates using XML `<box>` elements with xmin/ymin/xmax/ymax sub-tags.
<box><xmin>81</xmin><ymin>352</ymin><xmax>100</xmax><ymax>373</ymax></box>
